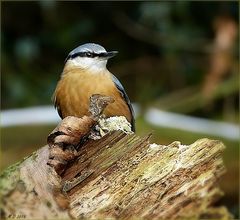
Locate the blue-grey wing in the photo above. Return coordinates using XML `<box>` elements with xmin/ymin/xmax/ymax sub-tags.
<box><xmin>111</xmin><ymin>74</ymin><xmax>135</xmax><ymax>132</ymax></box>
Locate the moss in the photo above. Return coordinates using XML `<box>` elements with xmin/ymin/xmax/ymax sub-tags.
<box><xmin>31</xmin><ymin>151</ymin><xmax>38</xmax><ymax>161</ymax></box>
<box><xmin>0</xmin><ymin>161</ymin><xmax>21</xmax><ymax>197</ymax></box>
<box><xmin>199</xmin><ymin>207</ymin><xmax>234</xmax><ymax>220</ymax></box>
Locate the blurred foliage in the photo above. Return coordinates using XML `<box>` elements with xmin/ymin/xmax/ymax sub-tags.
<box><xmin>1</xmin><ymin>2</ymin><xmax>239</xmax><ymax>120</ymax></box>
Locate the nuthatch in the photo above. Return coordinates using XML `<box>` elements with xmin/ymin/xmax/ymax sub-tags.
<box><xmin>53</xmin><ymin>43</ymin><xmax>135</xmax><ymax>131</ymax></box>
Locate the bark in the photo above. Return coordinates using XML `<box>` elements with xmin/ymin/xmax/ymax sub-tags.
<box><xmin>0</xmin><ymin>128</ymin><xmax>232</xmax><ymax>219</ymax></box>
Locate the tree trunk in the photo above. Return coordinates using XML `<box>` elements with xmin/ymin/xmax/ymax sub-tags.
<box><xmin>0</xmin><ymin>128</ymin><xmax>232</xmax><ymax>219</ymax></box>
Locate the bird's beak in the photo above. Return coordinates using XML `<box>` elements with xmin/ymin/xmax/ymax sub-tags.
<box><xmin>102</xmin><ymin>51</ymin><xmax>118</xmax><ymax>59</ymax></box>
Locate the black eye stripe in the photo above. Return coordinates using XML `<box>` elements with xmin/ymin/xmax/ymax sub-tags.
<box><xmin>66</xmin><ymin>51</ymin><xmax>100</xmax><ymax>60</ymax></box>
<box><xmin>65</xmin><ymin>51</ymin><xmax>109</xmax><ymax>63</ymax></box>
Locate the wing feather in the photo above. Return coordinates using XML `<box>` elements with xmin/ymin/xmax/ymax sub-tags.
<box><xmin>111</xmin><ymin>74</ymin><xmax>135</xmax><ymax>131</ymax></box>
<box><xmin>52</xmin><ymin>91</ymin><xmax>63</xmax><ymax>119</ymax></box>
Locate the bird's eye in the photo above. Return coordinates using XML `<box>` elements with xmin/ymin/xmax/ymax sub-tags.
<box><xmin>85</xmin><ymin>52</ymin><xmax>93</xmax><ymax>57</ymax></box>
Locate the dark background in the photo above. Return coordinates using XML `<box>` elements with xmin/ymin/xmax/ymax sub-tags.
<box><xmin>1</xmin><ymin>1</ymin><xmax>239</xmax><ymax>218</ymax></box>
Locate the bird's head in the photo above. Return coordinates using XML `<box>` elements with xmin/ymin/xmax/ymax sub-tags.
<box><xmin>64</xmin><ymin>43</ymin><xmax>118</xmax><ymax>72</ymax></box>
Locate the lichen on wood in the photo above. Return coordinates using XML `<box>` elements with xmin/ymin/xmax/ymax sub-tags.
<box><xmin>0</xmin><ymin>147</ymin><xmax>69</xmax><ymax>219</ymax></box>
<box><xmin>0</xmin><ymin>95</ymin><xmax>233</xmax><ymax>219</ymax></box>
<box><xmin>0</xmin><ymin>129</ymin><xmax>232</xmax><ymax>219</ymax></box>
<box><xmin>64</xmin><ymin>137</ymin><xmax>230</xmax><ymax>220</ymax></box>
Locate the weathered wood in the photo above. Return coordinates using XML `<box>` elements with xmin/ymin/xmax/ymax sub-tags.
<box><xmin>47</xmin><ymin>94</ymin><xmax>116</xmax><ymax>175</ymax></box>
<box><xmin>0</xmin><ymin>147</ymin><xmax>69</xmax><ymax>219</ymax></box>
<box><xmin>0</xmin><ymin>128</ymin><xmax>232</xmax><ymax>219</ymax></box>
<box><xmin>65</xmin><ymin>136</ymin><xmax>230</xmax><ymax>219</ymax></box>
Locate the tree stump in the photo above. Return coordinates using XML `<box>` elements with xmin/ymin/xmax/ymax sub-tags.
<box><xmin>0</xmin><ymin>122</ymin><xmax>232</xmax><ymax>219</ymax></box>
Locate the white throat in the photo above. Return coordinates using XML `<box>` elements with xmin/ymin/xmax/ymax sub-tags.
<box><xmin>68</xmin><ymin>57</ymin><xmax>108</xmax><ymax>73</ymax></box>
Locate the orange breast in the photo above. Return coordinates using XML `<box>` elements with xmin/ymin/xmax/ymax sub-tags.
<box><xmin>54</xmin><ymin>68</ymin><xmax>132</xmax><ymax>122</ymax></box>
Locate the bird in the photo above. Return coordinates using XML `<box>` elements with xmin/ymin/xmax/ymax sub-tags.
<box><xmin>53</xmin><ymin>43</ymin><xmax>135</xmax><ymax>131</ymax></box>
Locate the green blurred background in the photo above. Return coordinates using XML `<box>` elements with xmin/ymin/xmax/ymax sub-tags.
<box><xmin>1</xmin><ymin>1</ymin><xmax>239</xmax><ymax>218</ymax></box>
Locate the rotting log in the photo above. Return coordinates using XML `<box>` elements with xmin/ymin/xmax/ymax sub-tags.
<box><xmin>0</xmin><ymin>94</ymin><xmax>233</xmax><ymax>220</ymax></box>
<box><xmin>0</xmin><ymin>130</ymin><xmax>232</xmax><ymax>219</ymax></box>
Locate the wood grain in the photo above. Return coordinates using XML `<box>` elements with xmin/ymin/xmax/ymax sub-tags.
<box><xmin>0</xmin><ymin>129</ymin><xmax>232</xmax><ymax>219</ymax></box>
